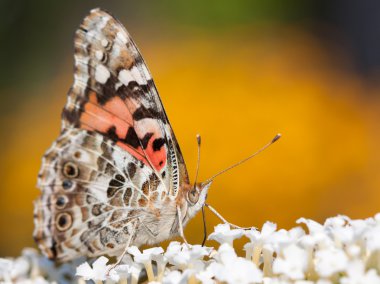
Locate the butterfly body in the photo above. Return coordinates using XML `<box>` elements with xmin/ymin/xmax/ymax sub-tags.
<box><xmin>34</xmin><ymin>8</ymin><xmax>211</xmax><ymax>261</ymax></box>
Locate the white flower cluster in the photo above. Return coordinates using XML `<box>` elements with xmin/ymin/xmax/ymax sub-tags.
<box><xmin>1</xmin><ymin>213</ymin><xmax>380</xmax><ymax>283</ymax></box>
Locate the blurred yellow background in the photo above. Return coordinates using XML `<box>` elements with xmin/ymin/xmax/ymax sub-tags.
<box><xmin>1</xmin><ymin>1</ymin><xmax>380</xmax><ymax>257</ymax></box>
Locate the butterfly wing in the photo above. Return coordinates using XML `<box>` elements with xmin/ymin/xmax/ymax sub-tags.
<box><xmin>34</xmin><ymin>129</ymin><xmax>161</xmax><ymax>260</ymax></box>
<box><xmin>34</xmin><ymin>8</ymin><xmax>188</xmax><ymax>260</ymax></box>
<box><xmin>63</xmin><ymin>8</ymin><xmax>188</xmax><ymax>193</ymax></box>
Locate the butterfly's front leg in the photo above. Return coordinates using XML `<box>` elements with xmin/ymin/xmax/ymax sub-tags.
<box><xmin>108</xmin><ymin>220</ymin><xmax>139</xmax><ymax>274</ymax></box>
<box><xmin>176</xmin><ymin>206</ymin><xmax>190</xmax><ymax>247</ymax></box>
<box><xmin>205</xmin><ymin>203</ymin><xmax>253</xmax><ymax>230</ymax></box>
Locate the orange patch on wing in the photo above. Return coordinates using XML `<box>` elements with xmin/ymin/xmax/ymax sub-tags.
<box><xmin>116</xmin><ymin>141</ymin><xmax>149</xmax><ymax>165</ymax></box>
<box><xmin>79</xmin><ymin>91</ymin><xmax>167</xmax><ymax>172</ymax></box>
<box><xmin>134</xmin><ymin>118</ymin><xmax>167</xmax><ymax>171</ymax></box>
<box><xmin>146</xmin><ymin>135</ymin><xmax>167</xmax><ymax>171</ymax></box>
<box><xmin>81</xmin><ymin>92</ymin><xmax>132</xmax><ymax>139</ymax></box>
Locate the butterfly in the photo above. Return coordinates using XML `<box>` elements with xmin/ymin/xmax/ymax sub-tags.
<box><xmin>33</xmin><ymin>8</ymin><xmax>213</xmax><ymax>262</ymax></box>
<box><xmin>33</xmin><ymin>8</ymin><xmax>280</xmax><ymax>263</ymax></box>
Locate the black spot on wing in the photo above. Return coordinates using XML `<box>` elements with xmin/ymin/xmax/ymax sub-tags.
<box><xmin>123</xmin><ymin>187</ymin><xmax>133</xmax><ymax>205</ymax></box>
<box><xmin>96</xmin><ymin>76</ymin><xmax>118</xmax><ymax>105</ymax></box>
<box><xmin>79</xmin><ymin>26</ymin><xmax>88</xmax><ymax>33</ymax></box>
<box><xmin>107</xmin><ymin>178</ymin><xmax>123</xmax><ymax>198</ymax></box>
<box><xmin>119</xmin><ymin>81</ymin><xmax>148</xmax><ymax>97</ymax></box>
<box><xmin>109</xmin><ymin>178</ymin><xmax>124</xmax><ymax>188</ymax></box>
<box><xmin>152</xmin><ymin>138</ymin><xmax>165</xmax><ymax>151</ymax></box>
<box><xmin>50</xmin><ymin>240</ymin><xmax>58</xmax><ymax>259</ymax></box>
<box><xmin>115</xmin><ymin>174</ymin><xmax>126</xmax><ymax>182</ymax></box>
<box><xmin>124</xmin><ymin>127</ymin><xmax>140</xmax><ymax>148</ymax></box>
<box><xmin>107</xmin><ymin>187</ymin><xmax>118</xmax><ymax>198</ymax></box>
<box><xmin>141</xmin><ymin>132</ymin><xmax>154</xmax><ymax>149</ymax></box>
<box><xmin>141</xmin><ymin>181</ymin><xmax>149</xmax><ymax>195</ymax></box>
<box><xmin>149</xmin><ymin>173</ymin><xmax>160</xmax><ymax>190</ymax></box>
<box><xmin>127</xmin><ymin>163</ymin><xmax>136</xmax><ymax>179</ymax></box>
<box><xmin>92</xmin><ymin>204</ymin><xmax>102</xmax><ymax>216</ymax></box>
<box><xmin>62</xmin><ymin>108</ymin><xmax>81</xmax><ymax>127</ymax></box>
<box><xmin>62</xmin><ymin>86</ymin><xmax>89</xmax><ymax>127</ymax></box>
<box><xmin>133</xmin><ymin>105</ymin><xmax>161</xmax><ymax>121</ymax></box>
<box><xmin>106</xmin><ymin>126</ymin><xmax>119</xmax><ymax>142</ymax></box>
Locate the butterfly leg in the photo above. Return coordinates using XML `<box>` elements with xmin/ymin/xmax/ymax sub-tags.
<box><xmin>108</xmin><ymin>221</ymin><xmax>139</xmax><ymax>274</ymax></box>
<box><xmin>176</xmin><ymin>206</ymin><xmax>190</xmax><ymax>247</ymax></box>
<box><xmin>205</xmin><ymin>203</ymin><xmax>253</xmax><ymax>230</ymax></box>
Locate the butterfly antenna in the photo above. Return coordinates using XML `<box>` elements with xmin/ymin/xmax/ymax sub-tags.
<box><xmin>203</xmin><ymin>133</ymin><xmax>281</xmax><ymax>184</ymax></box>
<box><xmin>193</xmin><ymin>134</ymin><xmax>202</xmax><ymax>187</ymax></box>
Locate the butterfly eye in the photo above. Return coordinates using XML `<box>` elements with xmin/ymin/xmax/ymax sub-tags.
<box><xmin>187</xmin><ymin>189</ymin><xmax>200</xmax><ymax>205</ymax></box>
<box><xmin>62</xmin><ymin>162</ymin><xmax>79</xmax><ymax>178</ymax></box>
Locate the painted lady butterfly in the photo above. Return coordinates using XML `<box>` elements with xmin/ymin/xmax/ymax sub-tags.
<box><xmin>33</xmin><ymin>8</ymin><xmax>212</xmax><ymax>262</ymax></box>
<box><xmin>33</xmin><ymin>8</ymin><xmax>280</xmax><ymax>263</ymax></box>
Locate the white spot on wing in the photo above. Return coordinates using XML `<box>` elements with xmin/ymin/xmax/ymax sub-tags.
<box><xmin>130</xmin><ymin>66</ymin><xmax>145</xmax><ymax>85</ymax></box>
<box><xmin>95</xmin><ymin>64</ymin><xmax>110</xmax><ymax>84</ymax></box>
<box><xmin>101</xmin><ymin>39</ymin><xmax>109</xmax><ymax>47</ymax></box>
<box><xmin>118</xmin><ymin>69</ymin><xmax>134</xmax><ymax>86</ymax></box>
<box><xmin>141</xmin><ymin>64</ymin><xmax>152</xmax><ymax>80</ymax></box>
<box><xmin>115</xmin><ymin>82</ymin><xmax>123</xmax><ymax>90</ymax></box>
<box><xmin>97</xmin><ymin>16</ymin><xmax>109</xmax><ymax>30</ymax></box>
<box><xmin>116</xmin><ymin>31</ymin><xmax>129</xmax><ymax>45</ymax></box>
<box><xmin>73</xmin><ymin>54</ymin><xmax>89</xmax><ymax>87</ymax></box>
<box><xmin>95</xmin><ymin>50</ymin><xmax>103</xmax><ymax>61</ymax></box>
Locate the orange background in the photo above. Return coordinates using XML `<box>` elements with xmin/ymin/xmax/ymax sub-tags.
<box><xmin>1</xmin><ymin>1</ymin><xmax>380</xmax><ymax>256</ymax></box>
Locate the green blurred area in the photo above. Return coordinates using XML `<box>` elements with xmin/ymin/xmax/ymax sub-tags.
<box><xmin>0</xmin><ymin>0</ymin><xmax>312</xmax><ymax>94</ymax></box>
<box><xmin>1</xmin><ymin>1</ymin><xmax>380</xmax><ymax>258</ymax></box>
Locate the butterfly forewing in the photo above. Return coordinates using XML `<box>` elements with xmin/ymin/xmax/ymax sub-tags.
<box><xmin>34</xmin><ymin>8</ymin><xmax>189</xmax><ymax>261</ymax></box>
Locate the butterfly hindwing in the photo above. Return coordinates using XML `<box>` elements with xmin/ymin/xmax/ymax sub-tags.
<box><xmin>34</xmin><ymin>129</ymin><xmax>165</xmax><ymax>260</ymax></box>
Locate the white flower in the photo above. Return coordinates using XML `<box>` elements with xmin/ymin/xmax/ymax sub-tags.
<box><xmin>297</xmin><ymin>218</ymin><xmax>325</xmax><ymax>234</ymax></box>
<box><xmin>316</xmin><ymin>280</ymin><xmax>332</xmax><ymax>284</ymax></box>
<box><xmin>162</xmin><ymin>269</ymin><xmax>196</xmax><ymax>284</ymax></box>
<box><xmin>324</xmin><ymin>215</ymin><xmax>349</xmax><ymax>228</ymax></box>
<box><xmin>165</xmin><ymin>243</ymin><xmax>210</xmax><ymax>272</ymax></box>
<box><xmin>297</xmin><ymin>218</ymin><xmax>332</xmax><ymax>250</ymax></box>
<box><xmin>127</xmin><ymin>246</ymin><xmax>164</xmax><ymax>281</ymax></box>
<box><xmin>196</xmin><ymin>269</ymin><xmax>215</xmax><ymax>284</ymax></box>
<box><xmin>164</xmin><ymin>242</ymin><xmax>182</xmax><ymax>259</ymax></box>
<box><xmin>262</xmin><ymin>277</ymin><xmax>291</xmax><ymax>284</ymax></box>
<box><xmin>115</xmin><ymin>254</ymin><xmax>144</xmax><ymax>283</ymax></box>
<box><xmin>5</xmin><ymin>212</ymin><xmax>380</xmax><ymax>283</ymax></box>
<box><xmin>208</xmin><ymin>223</ymin><xmax>244</xmax><ymax>246</ymax></box>
<box><xmin>209</xmin><ymin>244</ymin><xmax>262</xmax><ymax>284</ymax></box>
<box><xmin>245</xmin><ymin>222</ymin><xmax>277</xmax><ymax>245</ymax></box>
<box><xmin>244</xmin><ymin>222</ymin><xmax>279</xmax><ymax>266</ymax></box>
<box><xmin>349</xmin><ymin>219</ymin><xmax>370</xmax><ymax>238</ymax></box>
<box><xmin>76</xmin><ymin>256</ymin><xmax>118</xmax><ymax>281</ymax></box>
<box><xmin>314</xmin><ymin>248</ymin><xmax>348</xmax><ymax>277</ymax></box>
<box><xmin>213</xmin><ymin>243</ymin><xmax>237</xmax><ymax>264</ymax></box>
<box><xmin>127</xmin><ymin>246</ymin><xmax>164</xmax><ymax>264</ymax></box>
<box><xmin>0</xmin><ymin>258</ymin><xmax>13</xmax><ymax>282</ymax></box>
<box><xmin>346</xmin><ymin>244</ymin><xmax>361</xmax><ymax>258</ymax></box>
<box><xmin>269</xmin><ymin>227</ymin><xmax>305</xmax><ymax>253</ymax></box>
<box><xmin>162</xmin><ymin>270</ymin><xmax>183</xmax><ymax>284</ymax></box>
<box><xmin>363</xmin><ymin>225</ymin><xmax>380</xmax><ymax>252</ymax></box>
<box><xmin>272</xmin><ymin>244</ymin><xmax>308</xmax><ymax>280</ymax></box>
<box><xmin>341</xmin><ymin>260</ymin><xmax>380</xmax><ymax>284</ymax></box>
<box><xmin>375</xmin><ymin>213</ymin><xmax>380</xmax><ymax>223</ymax></box>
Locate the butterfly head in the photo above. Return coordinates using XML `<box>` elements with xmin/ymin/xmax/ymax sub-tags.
<box><xmin>185</xmin><ymin>181</ymin><xmax>212</xmax><ymax>218</ymax></box>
